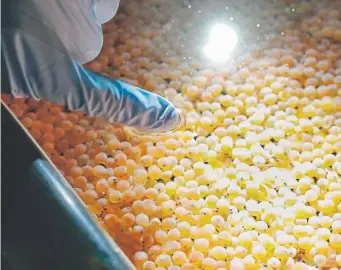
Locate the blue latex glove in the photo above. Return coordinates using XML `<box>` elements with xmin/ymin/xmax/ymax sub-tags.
<box><xmin>1</xmin><ymin>0</ymin><xmax>180</xmax><ymax>133</ymax></box>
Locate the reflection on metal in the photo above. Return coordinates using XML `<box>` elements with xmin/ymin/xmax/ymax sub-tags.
<box><xmin>1</xmin><ymin>101</ymin><xmax>135</xmax><ymax>270</ymax></box>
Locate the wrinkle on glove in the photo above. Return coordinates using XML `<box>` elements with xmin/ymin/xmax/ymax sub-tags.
<box><xmin>1</xmin><ymin>28</ymin><xmax>179</xmax><ymax>133</ymax></box>
<box><xmin>2</xmin><ymin>0</ymin><xmax>178</xmax><ymax>133</ymax></box>
<box><xmin>3</xmin><ymin>0</ymin><xmax>119</xmax><ymax>65</ymax></box>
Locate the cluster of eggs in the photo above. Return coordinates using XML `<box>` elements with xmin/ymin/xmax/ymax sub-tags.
<box><xmin>2</xmin><ymin>0</ymin><xmax>341</xmax><ymax>269</ymax></box>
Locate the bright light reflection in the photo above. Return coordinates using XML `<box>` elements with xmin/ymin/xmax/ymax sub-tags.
<box><xmin>204</xmin><ymin>23</ymin><xmax>238</xmax><ymax>63</ymax></box>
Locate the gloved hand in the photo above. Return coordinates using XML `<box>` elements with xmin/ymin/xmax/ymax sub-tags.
<box><xmin>1</xmin><ymin>0</ymin><xmax>181</xmax><ymax>133</ymax></box>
